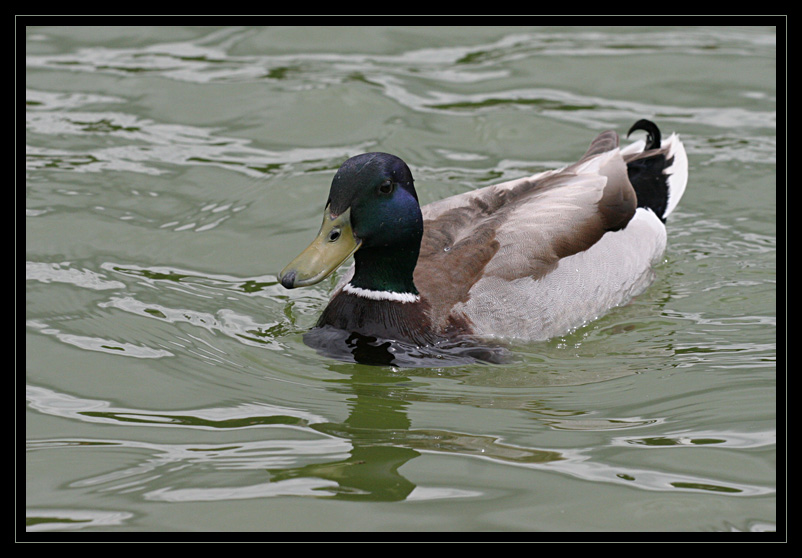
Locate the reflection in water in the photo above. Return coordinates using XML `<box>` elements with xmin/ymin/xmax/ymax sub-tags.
<box><xmin>27</xmin><ymin>374</ymin><xmax>769</xmax><ymax>509</ymax></box>
<box><xmin>266</xmin><ymin>366</ymin><xmax>420</xmax><ymax>501</ymax></box>
<box><xmin>266</xmin><ymin>364</ymin><xmax>564</xmax><ymax>502</ymax></box>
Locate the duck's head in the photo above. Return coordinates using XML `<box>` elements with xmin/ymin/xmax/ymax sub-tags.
<box><xmin>279</xmin><ymin>152</ymin><xmax>423</xmax><ymax>294</ymax></box>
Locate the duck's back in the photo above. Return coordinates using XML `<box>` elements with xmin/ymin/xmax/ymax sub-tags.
<box><xmin>415</xmin><ymin>127</ymin><xmax>687</xmax><ymax>341</ymax></box>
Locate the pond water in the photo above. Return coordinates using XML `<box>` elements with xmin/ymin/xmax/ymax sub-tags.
<box><xmin>25</xmin><ymin>25</ymin><xmax>778</xmax><ymax>535</ymax></box>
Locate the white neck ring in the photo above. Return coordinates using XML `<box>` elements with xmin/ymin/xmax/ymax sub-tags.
<box><xmin>343</xmin><ymin>283</ymin><xmax>420</xmax><ymax>303</ymax></box>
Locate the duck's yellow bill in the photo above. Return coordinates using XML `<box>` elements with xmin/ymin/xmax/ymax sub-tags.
<box><xmin>279</xmin><ymin>207</ymin><xmax>361</xmax><ymax>288</ymax></box>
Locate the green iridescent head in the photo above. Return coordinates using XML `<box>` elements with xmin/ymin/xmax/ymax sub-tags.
<box><xmin>279</xmin><ymin>152</ymin><xmax>423</xmax><ymax>295</ymax></box>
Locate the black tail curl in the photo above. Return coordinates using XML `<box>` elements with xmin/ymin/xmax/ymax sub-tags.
<box><xmin>627</xmin><ymin>119</ymin><xmax>662</xmax><ymax>151</ymax></box>
<box><xmin>625</xmin><ymin>119</ymin><xmax>672</xmax><ymax>222</ymax></box>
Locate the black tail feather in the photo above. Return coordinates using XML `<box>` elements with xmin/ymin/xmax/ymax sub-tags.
<box><xmin>625</xmin><ymin>120</ymin><xmax>672</xmax><ymax>222</ymax></box>
<box><xmin>627</xmin><ymin>119</ymin><xmax>662</xmax><ymax>151</ymax></box>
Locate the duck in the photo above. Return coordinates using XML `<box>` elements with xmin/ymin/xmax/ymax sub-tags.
<box><xmin>279</xmin><ymin>119</ymin><xmax>688</xmax><ymax>351</ymax></box>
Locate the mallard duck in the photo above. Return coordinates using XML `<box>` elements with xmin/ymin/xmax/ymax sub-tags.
<box><xmin>279</xmin><ymin>119</ymin><xmax>687</xmax><ymax>350</ymax></box>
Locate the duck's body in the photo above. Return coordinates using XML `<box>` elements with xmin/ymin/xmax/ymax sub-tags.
<box><xmin>280</xmin><ymin>120</ymin><xmax>687</xmax><ymax>349</ymax></box>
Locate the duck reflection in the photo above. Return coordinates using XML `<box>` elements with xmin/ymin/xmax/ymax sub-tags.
<box><xmin>263</xmin><ymin>363</ymin><xmax>418</xmax><ymax>501</ymax></box>
<box><xmin>263</xmin><ymin>360</ymin><xmax>563</xmax><ymax>502</ymax></box>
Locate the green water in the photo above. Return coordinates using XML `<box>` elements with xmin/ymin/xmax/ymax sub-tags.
<box><xmin>25</xmin><ymin>25</ymin><xmax>778</xmax><ymax>535</ymax></box>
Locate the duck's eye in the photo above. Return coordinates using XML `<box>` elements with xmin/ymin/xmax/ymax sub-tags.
<box><xmin>378</xmin><ymin>180</ymin><xmax>394</xmax><ymax>195</ymax></box>
<box><xmin>327</xmin><ymin>228</ymin><xmax>341</xmax><ymax>242</ymax></box>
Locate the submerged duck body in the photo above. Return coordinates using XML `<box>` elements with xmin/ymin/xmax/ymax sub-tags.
<box><xmin>279</xmin><ymin>120</ymin><xmax>688</xmax><ymax>350</ymax></box>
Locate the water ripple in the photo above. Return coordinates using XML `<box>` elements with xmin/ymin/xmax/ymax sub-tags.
<box><xmin>26</xmin><ymin>92</ymin><xmax>373</xmax><ymax>178</ymax></box>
